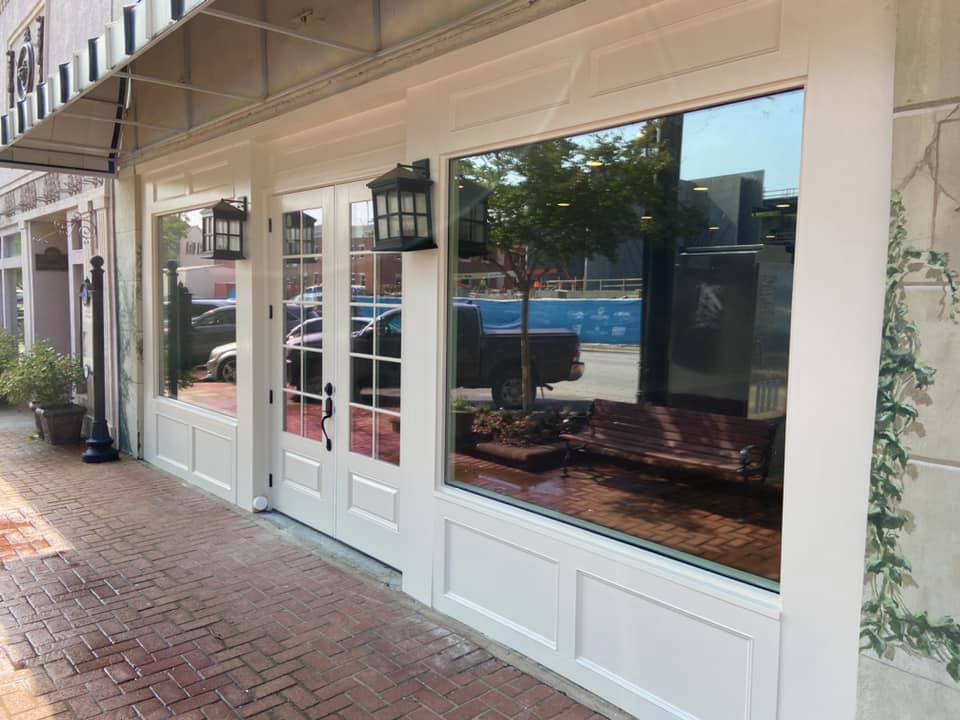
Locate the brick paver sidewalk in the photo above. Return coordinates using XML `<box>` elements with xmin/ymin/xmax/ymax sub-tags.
<box><xmin>0</xmin><ymin>428</ymin><xmax>608</xmax><ymax>720</ymax></box>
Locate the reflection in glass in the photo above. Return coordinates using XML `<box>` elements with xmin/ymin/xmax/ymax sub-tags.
<box><xmin>283</xmin><ymin>209</ymin><xmax>325</xmax><ymax>439</ymax></box>
<box><xmin>351</xmin><ymin>200</ymin><xmax>375</xmax><ymax>251</ymax></box>
<box><xmin>375</xmin><ymin>361</ymin><xmax>401</xmax><ymax>411</ymax></box>
<box><xmin>445</xmin><ymin>90</ymin><xmax>804</xmax><ymax>589</ymax></box>
<box><xmin>351</xmin><ymin>356</ymin><xmax>373</xmax><ymax>404</ymax></box>
<box><xmin>283</xmin><ymin>391</ymin><xmax>301</xmax><ymax>434</ymax></box>
<box><xmin>348</xmin><ymin>201</ymin><xmax>402</xmax><ymax>465</ymax></box>
<box><xmin>158</xmin><ymin>210</ymin><xmax>237</xmax><ymax>417</ymax></box>
<box><xmin>350</xmin><ymin>405</ymin><xmax>373</xmax><ymax>457</ymax></box>
<box><xmin>376</xmin><ymin>412</ymin><xmax>400</xmax><ymax>465</ymax></box>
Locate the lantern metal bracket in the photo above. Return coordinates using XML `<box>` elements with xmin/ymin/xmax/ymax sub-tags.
<box><xmin>404</xmin><ymin>159</ymin><xmax>430</xmax><ymax>178</ymax></box>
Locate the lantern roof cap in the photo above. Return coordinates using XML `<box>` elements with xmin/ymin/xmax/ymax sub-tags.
<box><xmin>367</xmin><ymin>163</ymin><xmax>433</xmax><ymax>190</ymax></box>
<box><xmin>211</xmin><ymin>198</ymin><xmax>247</xmax><ymax>220</ymax></box>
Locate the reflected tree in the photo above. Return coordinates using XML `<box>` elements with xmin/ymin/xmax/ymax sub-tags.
<box><xmin>457</xmin><ymin>118</ymin><xmax>703</xmax><ymax>411</ymax></box>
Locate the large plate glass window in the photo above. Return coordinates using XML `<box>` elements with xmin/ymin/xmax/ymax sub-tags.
<box><xmin>445</xmin><ymin>90</ymin><xmax>804</xmax><ymax>590</ymax></box>
<box><xmin>157</xmin><ymin>210</ymin><xmax>237</xmax><ymax>416</ymax></box>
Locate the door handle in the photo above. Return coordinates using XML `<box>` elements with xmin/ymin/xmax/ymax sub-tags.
<box><xmin>320</xmin><ymin>382</ymin><xmax>334</xmax><ymax>451</ymax></box>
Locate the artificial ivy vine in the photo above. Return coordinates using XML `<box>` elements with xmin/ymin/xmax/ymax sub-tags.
<box><xmin>861</xmin><ymin>195</ymin><xmax>960</xmax><ymax>680</ymax></box>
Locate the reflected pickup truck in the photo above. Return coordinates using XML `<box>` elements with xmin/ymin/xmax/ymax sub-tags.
<box><xmin>452</xmin><ymin>302</ymin><xmax>584</xmax><ymax>408</ymax></box>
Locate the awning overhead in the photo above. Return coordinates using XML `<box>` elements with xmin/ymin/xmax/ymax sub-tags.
<box><xmin>0</xmin><ymin>0</ymin><xmax>584</xmax><ymax>176</ymax></box>
<box><xmin>0</xmin><ymin>0</ymin><xmax>208</xmax><ymax>175</ymax></box>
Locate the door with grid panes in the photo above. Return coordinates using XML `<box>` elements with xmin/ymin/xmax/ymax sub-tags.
<box><xmin>271</xmin><ymin>182</ymin><xmax>403</xmax><ymax>569</ymax></box>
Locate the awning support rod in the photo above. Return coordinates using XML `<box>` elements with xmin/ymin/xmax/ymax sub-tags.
<box><xmin>15</xmin><ymin>143</ymin><xmax>114</xmax><ymax>158</ymax></box>
<box><xmin>198</xmin><ymin>8</ymin><xmax>372</xmax><ymax>55</ymax></box>
<box><xmin>114</xmin><ymin>71</ymin><xmax>262</xmax><ymax>102</ymax></box>
<box><xmin>60</xmin><ymin>111</ymin><xmax>184</xmax><ymax>133</ymax></box>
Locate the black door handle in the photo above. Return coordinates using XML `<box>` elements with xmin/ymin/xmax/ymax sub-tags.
<box><xmin>320</xmin><ymin>383</ymin><xmax>334</xmax><ymax>451</ymax></box>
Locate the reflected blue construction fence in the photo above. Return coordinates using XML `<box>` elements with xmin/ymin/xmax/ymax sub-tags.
<box><xmin>352</xmin><ymin>296</ymin><xmax>642</xmax><ymax>345</ymax></box>
<box><xmin>468</xmin><ymin>298</ymin><xmax>642</xmax><ymax>345</ymax></box>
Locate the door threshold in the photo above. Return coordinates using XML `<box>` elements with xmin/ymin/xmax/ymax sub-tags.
<box><xmin>256</xmin><ymin>510</ymin><xmax>402</xmax><ymax>590</ymax></box>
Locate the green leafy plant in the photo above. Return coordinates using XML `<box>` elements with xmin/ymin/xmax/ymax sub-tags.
<box><xmin>0</xmin><ymin>341</ymin><xmax>85</xmax><ymax>407</ymax></box>
<box><xmin>0</xmin><ymin>327</ymin><xmax>18</xmax><ymax>373</ymax></box>
<box><xmin>861</xmin><ymin>195</ymin><xmax>960</xmax><ymax>680</ymax></box>
<box><xmin>451</xmin><ymin>396</ymin><xmax>472</xmax><ymax>412</ymax></box>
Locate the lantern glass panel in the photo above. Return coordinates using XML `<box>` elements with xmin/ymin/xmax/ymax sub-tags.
<box><xmin>388</xmin><ymin>216</ymin><xmax>400</xmax><ymax>237</ymax></box>
<box><xmin>229</xmin><ymin>219</ymin><xmax>241</xmax><ymax>236</ymax></box>
<box><xmin>415</xmin><ymin>192</ymin><xmax>427</xmax><ymax>214</ymax></box>
<box><xmin>400</xmin><ymin>191</ymin><xmax>414</xmax><ymax>213</ymax></box>
<box><xmin>417</xmin><ymin>216</ymin><xmax>429</xmax><ymax>238</ymax></box>
<box><xmin>373</xmin><ymin>192</ymin><xmax>385</xmax><ymax>219</ymax></box>
<box><xmin>378</xmin><ymin>218</ymin><xmax>388</xmax><ymax>241</ymax></box>
<box><xmin>387</xmin><ymin>191</ymin><xmax>399</xmax><ymax>214</ymax></box>
<box><xmin>215</xmin><ymin>218</ymin><xmax>227</xmax><ymax>234</ymax></box>
<box><xmin>402</xmin><ymin>215</ymin><xmax>415</xmax><ymax>236</ymax></box>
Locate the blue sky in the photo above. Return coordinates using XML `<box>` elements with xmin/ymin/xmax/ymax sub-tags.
<box><xmin>679</xmin><ymin>89</ymin><xmax>805</xmax><ymax>192</ymax></box>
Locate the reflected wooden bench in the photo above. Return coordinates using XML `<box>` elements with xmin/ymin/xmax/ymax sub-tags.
<box><xmin>560</xmin><ymin>399</ymin><xmax>779</xmax><ymax>484</ymax></box>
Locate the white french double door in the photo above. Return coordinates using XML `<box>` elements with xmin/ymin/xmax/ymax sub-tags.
<box><xmin>270</xmin><ymin>182</ymin><xmax>404</xmax><ymax>569</ymax></box>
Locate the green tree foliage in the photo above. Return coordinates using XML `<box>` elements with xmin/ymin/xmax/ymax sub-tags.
<box><xmin>159</xmin><ymin>213</ymin><xmax>191</xmax><ymax>264</ymax></box>
<box><xmin>457</xmin><ymin>119</ymin><xmax>703</xmax><ymax>410</ymax></box>
<box><xmin>861</xmin><ymin>195</ymin><xmax>960</xmax><ymax>680</ymax></box>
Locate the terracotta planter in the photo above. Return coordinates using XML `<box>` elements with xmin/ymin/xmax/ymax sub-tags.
<box><xmin>35</xmin><ymin>404</ymin><xmax>86</xmax><ymax>445</ymax></box>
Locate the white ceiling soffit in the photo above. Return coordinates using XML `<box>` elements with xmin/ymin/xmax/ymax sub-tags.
<box><xmin>0</xmin><ymin>0</ymin><xmax>585</xmax><ymax>176</ymax></box>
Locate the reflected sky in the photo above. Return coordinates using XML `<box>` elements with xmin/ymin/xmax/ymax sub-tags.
<box><xmin>680</xmin><ymin>89</ymin><xmax>804</xmax><ymax>191</ymax></box>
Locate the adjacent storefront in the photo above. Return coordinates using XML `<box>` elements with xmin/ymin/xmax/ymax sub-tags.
<box><xmin>0</xmin><ymin>0</ymin><xmax>896</xmax><ymax>717</ymax></box>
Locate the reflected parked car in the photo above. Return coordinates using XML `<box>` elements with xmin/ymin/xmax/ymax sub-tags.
<box><xmin>190</xmin><ymin>305</ymin><xmax>236</xmax><ymax>366</ymax></box>
<box><xmin>205</xmin><ymin>342</ymin><xmax>237</xmax><ymax>383</ymax></box>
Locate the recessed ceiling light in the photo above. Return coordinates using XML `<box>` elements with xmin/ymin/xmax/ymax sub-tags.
<box><xmin>708</xmin><ymin>226</ymin><xmax>720</xmax><ymax>231</ymax></box>
<box><xmin>776</xmin><ymin>203</ymin><xmax>791</xmax><ymax>209</ymax></box>
<box><xmin>640</xmin><ymin>215</ymin><xmax>654</xmax><ymax>220</ymax></box>
<box><xmin>585</xmin><ymin>160</ymin><xmax>604</xmax><ymax>167</ymax></box>
<box><xmin>765</xmin><ymin>234</ymin><xmax>777</xmax><ymax>240</ymax></box>
<box><xmin>556</xmin><ymin>202</ymin><xmax>571</xmax><ymax>207</ymax></box>
<box><xmin>693</xmin><ymin>186</ymin><xmax>709</xmax><ymax>192</ymax></box>
<box><xmin>457</xmin><ymin>184</ymin><xmax>464</xmax><ymax>189</ymax></box>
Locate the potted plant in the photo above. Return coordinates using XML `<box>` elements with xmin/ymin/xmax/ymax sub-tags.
<box><xmin>0</xmin><ymin>342</ymin><xmax>86</xmax><ymax>444</ymax></box>
<box><xmin>451</xmin><ymin>396</ymin><xmax>476</xmax><ymax>449</ymax></box>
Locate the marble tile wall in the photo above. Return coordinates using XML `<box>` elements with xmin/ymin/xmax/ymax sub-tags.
<box><xmin>857</xmin><ymin>1</ymin><xmax>960</xmax><ymax>716</ymax></box>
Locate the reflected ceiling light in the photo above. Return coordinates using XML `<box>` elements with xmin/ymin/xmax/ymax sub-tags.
<box><xmin>640</xmin><ymin>215</ymin><xmax>654</xmax><ymax>220</ymax></box>
<box><xmin>556</xmin><ymin>202</ymin><xmax>571</xmax><ymax>207</ymax></box>
<box><xmin>708</xmin><ymin>226</ymin><xmax>720</xmax><ymax>231</ymax></box>
<box><xmin>693</xmin><ymin>186</ymin><xmax>709</xmax><ymax>192</ymax></box>
<box><xmin>776</xmin><ymin>203</ymin><xmax>791</xmax><ymax>209</ymax></box>
<box><xmin>765</xmin><ymin>233</ymin><xmax>777</xmax><ymax>240</ymax></box>
<box><xmin>585</xmin><ymin>160</ymin><xmax>604</xmax><ymax>167</ymax></box>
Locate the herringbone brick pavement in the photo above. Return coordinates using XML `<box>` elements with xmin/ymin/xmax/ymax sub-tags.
<box><xmin>0</xmin><ymin>428</ymin><xmax>607</xmax><ymax>720</ymax></box>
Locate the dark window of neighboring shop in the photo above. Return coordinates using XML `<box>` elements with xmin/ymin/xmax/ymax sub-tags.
<box><xmin>445</xmin><ymin>89</ymin><xmax>804</xmax><ymax>590</ymax></box>
<box><xmin>157</xmin><ymin>210</ymin><xmax>238</xmax><ymax>417</ymax></box>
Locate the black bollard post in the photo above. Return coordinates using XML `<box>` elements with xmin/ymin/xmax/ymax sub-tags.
<box><xmin>82</xmin><ymin>255</ymin><xmax>119</xmax><ymax>463</ymax></box>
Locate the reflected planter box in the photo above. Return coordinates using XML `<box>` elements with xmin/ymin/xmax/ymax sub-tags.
<box><xmin>35</xmin><ymin>404</ymin><xmax>86</xmax><ymax>445</ymax></box>
<box><xmin>471</xmin><ymin>440</ymin><xmax>566</xmax><ymax>472</ymax></box>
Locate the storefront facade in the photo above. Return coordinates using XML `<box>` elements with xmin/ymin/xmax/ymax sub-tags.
<box><xmin>0</xmin><ymin>0</ymin><xmax>915</xmax><ymax>718</ymax></box>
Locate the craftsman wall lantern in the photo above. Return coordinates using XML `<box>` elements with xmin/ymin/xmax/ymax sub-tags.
<box><xmin>201</xmin><ymin>197</ymin><xmax>247</xmax><ymax>260</ymax></box>
<box><xmin>454</xmin><ymin>176</ymin><xmax>491</xmax><ymax>259</ymax></box>
<box><xmin>367</xmin><ymin>159</ymin><xmax>435</xmax><ymax>252</ymax></box>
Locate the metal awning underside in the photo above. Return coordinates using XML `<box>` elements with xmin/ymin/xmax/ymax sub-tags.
<box><xmin>0</xmin><ymin>0</ymin><xmax>584</xmax><ymax>176</ymax></box>
<box><xmin>0</xmin><ymin>0</ymin><xmax>209</xmax><ymax>175</ymax></box>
